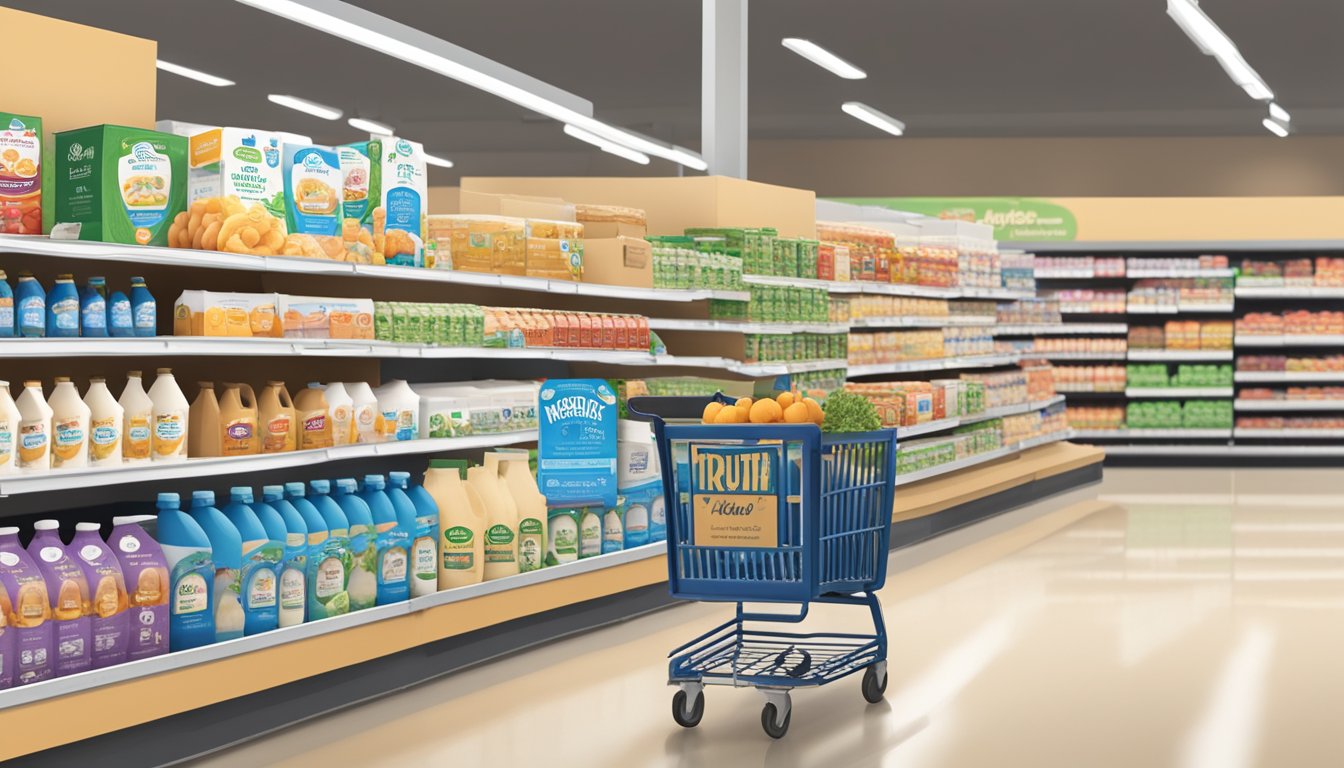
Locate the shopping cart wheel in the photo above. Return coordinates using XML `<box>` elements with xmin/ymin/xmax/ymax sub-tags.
<box><xmin>861</xmin><ymin>662</ymin><xmax>888</xmax><ymax>703</ymax></box>
<box><xmin>760</xmin><ymin>698</ymin><xmax>791</xmax><ymax>739</ymax></box>
<box><xmin>672</xmin><ymin>688</ymin><xmax>704</xmax><ymax>728</ymax></box>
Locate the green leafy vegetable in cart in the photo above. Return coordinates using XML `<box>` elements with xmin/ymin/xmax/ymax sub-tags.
<box><xmin>820</xmin><ymin>389</ymin><xmax>881</xmax><ymax>433</ymax></box>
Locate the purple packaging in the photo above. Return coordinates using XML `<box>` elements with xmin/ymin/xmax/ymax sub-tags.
<box><xmin>108</xmin><ymin>515</ymin><xmax>170</xmax><ymax>660</ymax></box>
<box><xmin>0</xmin><ymin>526</ymin><xmax>54</xmax><ymax>686</ymax></box>
<box><xmin>71</xmin><ymin>522</ymin><xmax>130</xmax><ymax>669</ymax></box>
<box><xmin>27</xmin><ymin>520</ymin><xmax>92</xmax><ymax>677</ymax></box>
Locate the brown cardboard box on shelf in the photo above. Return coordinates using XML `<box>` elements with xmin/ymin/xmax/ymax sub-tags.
<box><xmin>461</xmin><ymin>176</ymin><xmax>816</xmax><ymax>238</ymax></box>
<box><xmin>459</xmin><ymin>189</ymin><xmax>576</xmax><ymax>222</ymax></box>
<box><xmin>582</xmin><ymin>220</ymin><xmax>647</xmax><ymax>239</ymax></box>
<box><xmin>582</xmin><ymin>236</ymin><xmax>652</xmax><ymax>289</ymax></box>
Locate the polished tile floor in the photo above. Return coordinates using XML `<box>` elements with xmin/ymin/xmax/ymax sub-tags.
<box><xmin>191</xmin><ymin>467</ymin><xmax>1344</xmax><ymax>768</ymax></box>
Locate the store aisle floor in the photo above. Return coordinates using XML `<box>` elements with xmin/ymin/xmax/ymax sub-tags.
<box><xmin>189</xmin><ymin>467</ymin><xmax>1344</xmax><ymax>768</ymax></box>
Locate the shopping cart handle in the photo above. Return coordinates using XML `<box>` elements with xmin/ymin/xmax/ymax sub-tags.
<box><xmin>627</xmin><ymin>393</ymin><xmax>736</xmax><ymax>423</ymax></box>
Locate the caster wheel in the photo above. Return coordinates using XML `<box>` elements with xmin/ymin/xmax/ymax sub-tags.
<box><xmin>761</xmin><ymin>701</ymin><xmax>791</xmax><ymax>739</ymax></box>
<box><xmin>672</xmin><ymin>689</ymin><xmax>704</xmax><ymax>728</ymax></box>
<box><xmin>861</xmin><ymin>665</ymin><xmax>888</xmax><ymax>703</ymax></box>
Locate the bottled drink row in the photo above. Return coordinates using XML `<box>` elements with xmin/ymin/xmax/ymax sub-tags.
<box><xmin>0</xmin><ymin>272</ymin><xmax>157</xmax><ymax>338</ymax></box>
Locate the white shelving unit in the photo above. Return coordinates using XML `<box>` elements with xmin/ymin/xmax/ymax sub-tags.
<box><xmin>1072</xmin><ymin>428</ymin><xmax>1232</xmax><ymax>439</ymax></box>
<box><xmin>1125</xmin><ymin>387</ymin><xmax>1234</xmax><ymax>398</ymax></box>
<box><xmin>849</xmin><ymin>316</ymin><xmax>995</xmax><ymax>329</ymax></box>
<box><xmin>1104</xmin><ymin>444</ymin><xmax>1344</xmax><ymax>457</ymax></box>
<box><xmin>893</xmin><ymin>395</ymin><xmax>1066</xmax><ymax>438</ymax></box>
<box><xmin>1234</xmin><ymin>285</ymin><xmax>1344</xmax><ymax>299</ymax></box>
<box><xmin>647</xmin><ymin>318</ymin><xmax>848</xmax><ymax>335</ymax></box>
<box><xmin>1126</xmin><ymin>268</ymin><xmax>1236</xmax><ymax>279</ymax></box>
<box><xmin>1031</xmin><ymin>351</ymin><xmax>1128</xmax><ymax>361</ymax></box>
<box><xmin>1234</xmin><ymin>428</ymin><xmax>1344</xmax><ymax>439</ymax></box>
<box><xmin>846</xmin><ymin>352</ymin><xmax>1020</xmax><ymax>378</ymax></box>
<box><xmin>1127</xmin><ymin>350</ymin><xmax>1234</xmax><ymax>362</ymax></box>
<box><xmin>1234</xmin><ymin>371</ymin><xmax>1344</xmax><ymax>383</ymax></box>
<box><xmin>893</xmin><ymin>430</ymin><xmax>1073</xmax><ymax>486</ymax></box>
<box><xmin>992</xmin><ymin>323</ymin><xmax>1128</xmax><ymax>336</ymax></box>
<box><xmin>1234</xmin><ymin>400</ymin><xmax>1344</xmax><ymax>412</ymax></box>
<box><xmin>1235</xmin><ymin>335</ymin><xmax>1344</xmax><ymax>348</ymax></box>
<box><xmin>1127</xmin><ymin>304</ymin><xmax>1234</xmax><ymax>314</ymax></box>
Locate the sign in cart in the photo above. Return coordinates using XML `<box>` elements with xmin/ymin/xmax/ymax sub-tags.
<box><xmin>690</xmin><ymin>444</ymin><xmax>782</xmax><ymax>549</ymax></box>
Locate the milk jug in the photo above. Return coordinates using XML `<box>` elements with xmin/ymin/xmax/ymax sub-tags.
<box><xmin>324</xmin><ymin>382</ymin><xmax>354</xmax><ymax>446</ymax></box>
<box><xmin>488</xmin><ymin>452</ymin><xmax>546</xmax><ymax>573</ymax></box>
<box><xmin>345</xmin><ymin>381</ymin><xmax>379</xmax><ymax>444</ymax></box>
<box><xmin>287</xmin><ymin>483</ymin><xmax>348</xmax><ymax>620</ymax></box>
<box><xmin>0</xmin><ymin>526</ymin><xmax>54</xmax><ymax>685</ymax></box>
<box><xmin>294</xmin><ymin>385</ymin><xmax>333</xmax><ymax>451</ymax></box>
<box><xmin>107</xmin><ymin>514</ymin><xmax>169</xmax><ymax>661</ymax></box>
<box><xmin>259</xmin><ymin>382</ymin><xmax>297</xmax><ymax>454</ymax></box>
<box><xmin>469</xmin><ymin>465</ymin><xmax>519</xmax><ymax>581</ymax></box>
<box><xmin>188</xmin><ymin>382</ymin><xmax>221</xmax><ymax>458</ymax></box>
<box><xmin>16</xmin><ymin>380</ymin><xmax>51</xmax><ymax>473</ymax></box>
<box><xmin>389</xmin><ymin>471</ymin><xmax>437</xmax><ymax>596</ymax></box>
<box><xmin>156</xmin><ymin>493</ymin><xmax>215</xmax><ymax>651</ymax></box>
<box><xmin>222</xmin><ymin>488</ymin><xmax>281</xmax><ymax>636</ymax></box>
<box><xmin>425</xmin><ymin>459</ymin><xmax>486</xmax><ymax>589</ymax></box>
<box><xmin>359</xmin><ymin>475</ymin><xmax>409</xmax><ymax>605</ymax></box>
<box><xmin>48</xmin><ymin>377</ymin><xmax>90</xmax><ymax>470</ymax></box>
<box><xmin>84</xmin><ymin>377</ymin><xmax>124</xmax><ymax>467</ymax></box>
<box><xmin>260</xmin><ymin>486</ymin><xmax>308</xmax><ymax>628</ymax></box>
<box><xmin>0</xmin><ymin>381</ymin><xmax>20</xmax><ymax>474</ymax></box>
<box><xmin>333</xmin><ymin>478</ymin><xmax>377</xmax><ymax>611</ymax></box>
<box><xmin>373</xmin><ymin>379</ymin><xmax>419</xmax><ymax>442</ymax></box>
<box><xmin>219</xmin><ymin>383</ymin><xmax>259</xmax><ymax>456</ymax></box>
<box><xmin>187</xmin><ymin>491</ymin><xmax>244</xmax><ymax>643</ymax></box>
<box><xmin>71</xmin><ymin>522</ymin><xmax>129</xmax><ymax>668</ymax></box>
<box><xmin>119</xmin><ymin>371</ymin><xmax>154</xmax><ymax>464</ymax></box>
<box><xmin>27</xmin><ymin>520</ymin><xmax>92</xmax><ymax>676</ymax></box>
<box><xmin>148</xmin><ymin>369</ymin><xmax>189</xmax><ymax>462</ymax></box>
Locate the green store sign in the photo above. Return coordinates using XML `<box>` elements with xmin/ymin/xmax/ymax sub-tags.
<box><xmin>827</xmin><ymin>197</ymin><xmax>1078</xmax><ymax>241</ymax></box>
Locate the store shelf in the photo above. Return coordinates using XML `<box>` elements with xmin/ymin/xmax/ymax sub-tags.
<box><xmin>0</xmin><ymin>431</ymin><xmax>539</xmax><ymax>497</ymax></box>
<box><xmin>742</xmin><ymin>273</ymin><xmax>833</xmax><ymax>291</ymax></box>
<box><xmin>1234</xmin><ymin>371</ymin><xmax>1344</xmax><ymax>383</ymax></box>
<box><xmin>1125</xmin><ymin>387</ymin><xmax>1234</xmax><ymax>398</ymax></box>
<box><xmin>1034</xmin><ymin>268</ymin><xmax>1096</xmax><ymax>279</ymax></box>
<box><xmin>893</xmin><ymin>395</ymin><xmax>1066</xmax><ymax>438</ymax></box>
<box><xmin>1235</xmin><ymin>285</ymin><xmax>1344</xmax><ymax>299</ymax></box>
<box><xmin>893</xmin><ymin>429</ymin><xmax>1073</xmax><ymax>486</ymax></box>
<box><xmin>0</xmin><ymin>234</ymin><xmax>749</xmax><ymax>304</ymax></box>
<box><xmin>1072</xmin><ymin>428</ymin><xmax>1232</xmax><ymax>439</ymax></box>
<box><xmin>1235</xmin><ymin>335</ymin><xmax>1344</xmax><ymax>348</ymax></box>
<box><xmin>656</xmin><ymin>356</ymin><xmax>848</xmax><ymax>376</ymax></box>
<box><xmin>1057</xmin><ymin>388</ymin><xmax>1128</xmax><ymax>395</ymax></box>
<box><xmin>1127</xmin><ymin>349</ymin><xmax>1234</xmax><ymax>362</ymax></box>
<box><xmin>1234</xmin><ymin>428</ymin><xmax>1344</xmax><ymax>439</ymax></box>
<box><xmin>1126</xmin><ymin>269</ymin><xmax>1236</xmax><ymax>279</ymax></box>
<box><xmin>1127</xmin><ymin>304</ymin><xmax>1235</xmax><ymax>314</ymax></box>
<box><xmin>1234</xmin><ymin>400</ymin><xmax>1344</xmax><ymax>412</ymax></box>
<box><xmin>826</xmin><ymin>281</ymin><xmax>963</xmax><ymax>299</ymax></box>
<box><xmin>846</xmin><ymin>352</ymin><xmax>1020</xmax><ymax>378</ymax></box>
<box><xmin>1104</xmin><ymin>444</ymin><xmax>1344</xmax><ymax>457</ymax></box>
<box><xmin>1003</xmin><ymin>239</ymin><xmax>1344</xmax><ymax>252</ymax></box>
<box><xmin>647</xmin><ymin>318</ymin><xmax>848</xmax><ymax>334</ymax></box>
<box><xmin>1029</xmin><ymin>351</ymin><xmax>1128</xmax><ymax>361</ymax></box>
<box><xmin>849</xmin><ymin>316</ymin><xmax>995</xmax><ymax>329</ymax></box>
<box><xmin>992</xmin><ymin>323</ymin><xmax>1128</xmax><ymax>336</ymax></box>
<box><xmin>1060</xmin><ymin>308</ymin><xmax>1126</xmax><ymax>316</ymax></box>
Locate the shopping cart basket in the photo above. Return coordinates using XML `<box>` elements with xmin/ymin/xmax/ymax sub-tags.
<box><xmin>628</xmin><ymin>394</ymin><xmax>897</xmax><ymax>739</ymax></box>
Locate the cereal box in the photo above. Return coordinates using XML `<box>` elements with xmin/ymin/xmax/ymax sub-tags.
<box><xmin>0</xmin><ymin>112</ymin><xmax>42</xmax><ymax>234</ymax></box>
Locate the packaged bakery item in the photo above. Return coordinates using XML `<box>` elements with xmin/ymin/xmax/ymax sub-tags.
<box><xmin>188</xmin><ymin>127</ymin><xmax>285</xmax><ymax>228</ymax></box>
<box><xmin>282</xmin><ymin>143</ymin><xmax>343</xmax><ymax>236</ymax></box>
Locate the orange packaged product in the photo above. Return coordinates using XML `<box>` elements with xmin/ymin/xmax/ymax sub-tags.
<box><xmin>613</xmin><ymin>315</ymin><xmax>629</xmax><ymax>350</ymax></box>
<box><xmin>0</xmin><ymin>112</ymin><xmax>42</xmax><ymax>234</ymax></box>
<box><xmin>633</xmin><ymin>316</ymin><xmax>650</xmax><ymax>351</ymax></box>
<box><xmin>597</xmin><ymin>314</ymin><xmax>614</xmax><ymax>349</ymax></box>
<box><xmin>550</xmin><ymin>312</ymin><xmax>570</xmax><ymax>347</ymax></box>
<box><xmin>578</xmin><ymin>313</ymin><xmax>594</xmax><ymax>348</ymax></box>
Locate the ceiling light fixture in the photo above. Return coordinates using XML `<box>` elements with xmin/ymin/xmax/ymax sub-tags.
<box><xmin>563</xmin><ymin>124</ymin><xmax>651</xmax><ymax>165</ymax></box>
<box><xmin>841</xmin><ymin>102</ymin><xmax>905</xmax><ymax>136</ymax></box>
<box><xmin>267</xmin><ymin>94</ymin><xmax>343</xmax><ymax>120</ymax></box>
<box><xmin>274</xmin><ymin>131</ymin><xmax>314</xmax><ymax>146</ymax></box>
<box><xmin>1268</xmin><ymin>103</ymin><xmax>1291</xmax><ymax>123</ymax></box>
<box><xmin>781</xmin><ymin>38</ymin><xmax>866</xmax><ymax>79</ymax></box>
<box><xmin>234</xmin><ymin>0</ymin><xmax>706</xmax><ymax>170</ymax></box>
<box><xmin>423</xmin><ymin>153</ymin><xmax>455</xmax><ymax>168</ymax></box>
<box><xmin>156</xmin><ymin>59</ymin><xmax>234</xmax><ymax>87</ymax></box>
<box><xmin>1167</xmin><ymin>0</ymin><xmax>1273</xmax><ymax>101</ymax></box>
<box><xmin>1262</xmin><ymin>118</ymin><xmax>1289</xmax><ymax>138</ymax></box>
<box><xmin>348</xmin><ymin>117</ymin><xmax>395</xmax><ymax>136</ymax></box>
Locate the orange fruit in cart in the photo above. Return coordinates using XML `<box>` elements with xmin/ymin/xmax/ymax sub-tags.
<box><xmin>749</xmin><ymin>398</ymin><xmax>783</xmax><ymax>424</ymax></box>
<box><xmin>714</xmin><ymin>406</ymin><xmax>741</xmax><ymax>424</ymax></box>
<box><xmin>776</xmin><ymin>391</ymin><xmax>795</xmax><ymax>410</ymax></box>
<box><xmin>702</xmin><ymin>402</ymin><xmax>724</xmax><ymax>424</ymax></box>
<box><xmin>803</xmin><ymin>398</ymin><xmax>824</xmax><ymax>425</ymax></box>
<box><xmin>735</xmin><ymin>397</ymin><xmax>753</xmax><ymax>411</ymax></box>
<box><xmin>783</xmin><ymin>402</ymin><xmax>811</xmax><ymax>424</ymax></box>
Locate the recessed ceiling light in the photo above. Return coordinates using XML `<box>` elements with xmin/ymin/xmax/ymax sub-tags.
<box><xmin>1268</xmin><ymin>103</ymin><xmax>1291</xmax><ymax>123</ymax></box>
<box><xmin>156</xmin><ymin>59</ymin><xmax>234</xmax><ymax>87</ymax></box>
<box><xmin>1167</xmin><ymin>0</ymin><xmax>1272</xmax><ymax>101</ymax></box>
<box><xmin>267</xmin><ymin>94</ymin><xmax>343</xmax><ymax>121</ymax></box>
<box><xmin>780</xmin><ymin>38</ymin><xmax>866</xmax><ymax>79</ymax></box>
<box><xmin>1262</xmin><ymin>118</ymin><xmax>1289</xmax><ymax>138</ymax></box>
<box><xmin>563</xmin><ymin>124</ymin><xmax>651</xmax><ymax>165</ymax></box>
<box><xmin>424</xmin><ymin>153</ymin><xmax>454</xmax><ymax>168</ymax></box>
<box><xmin>841</xmin><ymin>102</ymin><xmax>905</xmax><ymax>136</ymax></box>
<box><xmin>348</xmin><ymin>117</ymin><xmax>395</xmax><ymax>136</ymax></box>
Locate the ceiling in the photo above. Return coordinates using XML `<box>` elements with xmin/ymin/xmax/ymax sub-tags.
<box><xmin>9</xmin><ymin>0</ymin><xmax>1344</xmax><ymax>182</ymax></box>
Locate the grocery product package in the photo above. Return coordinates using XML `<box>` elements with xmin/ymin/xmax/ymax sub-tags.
<box><xmin>282</xmin><ymin>143</ymin><xmax>342</xmax><ymax>236</ymax></box>
<box><xmin>617</xmin><ymin>419</ymin><xmax>664</xmax><ymax>547</ymax></box>
<box><xmin>375</xmin><ymin>137</ymin><xmax>426</xmax><ymax>267</ymax></box>
<box><xmin>525</xmin><ymin>218</ymin><xmax>583</xmax><ymax>281</ymax></box>
<box><xmin>0</xmin><ymin>112</ymin><xmax>43</xmax><ymax>234</ymax></box>
<box><xmin>188</xmin><ymin>127</ymin><xmax>286</xmax><ymax>226</ymax></box>
<box><xmin>537</xmin><ymin>379</ymin><xmax>618</xmax><ymax>508</ymax></box>
<box><xmin>173</xmin><ymin>291</ymin><xmax>281</xmax><ymax>337</ymax></box>
<box><xmin>54</xmin><ymin>124</ymin><xmax>187</xmax><ymax>246</ymax></box>
<box><xmin>279</xmin><ymin>295</ymin><xmax>375</xmax><ymax>339</ymax></box>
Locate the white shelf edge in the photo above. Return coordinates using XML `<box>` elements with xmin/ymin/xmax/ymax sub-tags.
<box><xmin>1234</xmin><ymin>336</ymin><xmax>1344</xmax><ymax>348</ymax></box>
<box><xmin>1124</xmin><ymin>388</ymin><xmax>1234</xmax><ymax>398</ymax></box>
<box><xmin>849</xmin><ymin>316</ymin><xmax>995</xmax><ymax>329</ymax></box>
<box><xmin>1126</xmin><ymin>269</ymin><xmax>1235</xmax><ymax>279</ymax></box>
<box><xmin>992</xmin><ymin>323</ymin><xmax>1128</xmax><ymax>336</ymax></box>
<box><xmin>1234</xmin><ymin>400</ymin><xmax>1344</xmax><ymax>412</ymax></box>
<box><xmin>1030</xmin><ymin>351</ymin><xmax>1129</xmax><ymax>361</ymax></box>
<box><xmin>892</xmin><ymin>395</ymin><xmax>1066</xmax><ymax>438</ymax></box>
<box><xmin>1072</xmin><ymin>428</ymin><xmax>1232</xmax><ymax>439</ymax></box>
<box><xmin>1104</xmin><ymin>444</ymin><xmax>1344</xmax><ymax>457</ymax></box>
<box><xmin>1234</xmin><ymin>428</ymin><xmax>1344</xmax><ymax>439</ymax></box>
<box><xmin>1002</xmin><ymin>239</ymin><xmax>1344</xmax><ymax>252</ymax></box>
<box><xmin>1234</xmin><ymin>371</ymin><xmax>1344</xmax><ymax>383</ymax></box>
<box><xmin>1127</xmin><ymin>350</ymin><xmax>1234</xmax><ymax>362</ymax></box>
<box><xmin>846</xmin><ymin>352</ymin><xmax>1021</xmax><ymax>378</ymax></box>
<box><xmin>893</xmin><ymin>430</ymin><xmax>1072</xmax><ymax>486</ymax></box>
<box><xmin>1235</xmin><ymin>286</ymin><xmax>1344</xmax><ymax>299</ymax></box>
<box><xmin>647</xmin><ymin>319</ymin><xmax>847</xmax><ymax>335</ymax></box>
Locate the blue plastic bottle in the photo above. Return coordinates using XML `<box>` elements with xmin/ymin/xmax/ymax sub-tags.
<box><xmin>187</xmin><ymin>491</ymin><xmax>244</xmax><ymax>643</ymax></box>
<box><xmin>15</xmin><ymin>272</ymin><xmax>44</xmax><ymax>338</ymax></box>
<box><xmin>130</xmin><ymin>276</ymin><xmax>156</xmax><ymax>337</ymax></box>
<box><xmin>155</xmin><ymin>492</ymin><xmax>215</xmax><ymax>652</ymax></box>
<box><xmin>0</xmin><ymin>270</ymin><xmax>13</xmax><ymax>337</ymax></box>
<box><xmin>79</xmin><ymin>277</ymin><xmax>108</xmax><ymax>338</ymax></box>
<box><xmin>45</xmin><ymin>274</ymin><xmax>79</xmax><ymax>337</ymax></box>
<box><xmin>308</xmin><ymin>480</ymin><xmax>353</xmax><ymax>616</ymax></box>
<box><xmin>222</xmin><ymin>488</ymin><xmax>281</xmax><ymax>636</ymax></box>
<box><xmin>260</xmin><ymin>485</ymin><xmax>308</xmax><ymax>628</ymax></box>
<box><xmin>359</xmin><ymin>475</ymin><xmax>409</xmax><ymax>605</ymax></box>
<box><xmin>390</xmin><ymin>471</ymin><xmax>439</xmax><ymax>598</ymax></box>
<box><xmin>107</xmin><ymin>287</ymin><xmax>133</xmax><ymax>337</ymax></box>
<box><xmin>286</xmin><ymin>482</ymin><xmax>347</xmax><ymax>621</ymax></box>
<box><xmin>334</xmin><ymin>479</ymin><xmax>376</xmax><ymax>611</ymax></box>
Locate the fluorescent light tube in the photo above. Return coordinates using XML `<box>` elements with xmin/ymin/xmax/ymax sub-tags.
<box><xmin>1167</xmin><ymin>0</ymin><xmax>1273</xmax><ymax>101</ymax></box>
<box><xmin>267</xmin><ymin>94</ymin><xmax>343</xmax><ymax>120</ymax></box>
<box><xmin>1268</xmin><ymin>103</ymin><xmax>1291</xmax><ymax>123</ymax></box>
<box><xmin>564</xmin><ymin>124</ymin><xmax>651</xmax><ymax>165</ymax></box>
<box><xmin>781</xmin><ymin>38</ymin><xmax>866</xmax><ymax>79</ymax></box>
<box><xmin>424</xmin><ymin>153</ymin><xmax>455</xmax><ymax>168</ymax></box>
<box><xmin>1262</xmin><ymin>118</ymin><xmax>1289</xmax><ymax>138</ymax></box>
<box><xmin>235</xmin><ymin>0</ymin><xmax>705</xmax><ymax>170</ymax></box>
<box><xmin>348</xmin><ymin>117</ymin><xmax>395</xmax><ymax>135</ymax></box>
<box><xmin>156</xmin><ymin>59</ymin><xmax>234</xmax><ymax>87</ymax></box>
<box><xmin>841</xmin><ymin>102</ymin><xmax>905</xmax><ymax>136</ymax></box>
<box><xmin>274</xmin><ymin>131</ymin><xmax>313</xmax><ymax>146</ymax></box>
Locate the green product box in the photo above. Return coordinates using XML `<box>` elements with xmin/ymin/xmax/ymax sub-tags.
<box><xmin>373</xmin><ymin>301</ymin><xmax>393</xmax><ymax>340</ymax></box>
<box><xmin>54</xmin><ymin>124</ymin><xmax>187</xmax><ymax>246</ymax></box>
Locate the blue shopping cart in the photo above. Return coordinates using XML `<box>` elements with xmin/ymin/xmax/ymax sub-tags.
<box><xmin>628</xmin><ymin>394</ymin><xmax>897</xmax><ymax>739</ymax></box>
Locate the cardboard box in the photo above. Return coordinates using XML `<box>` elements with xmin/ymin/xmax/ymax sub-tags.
<box><xmin>581</xmin><ymin>236</ymin><xmax>652</xmax><ymax>289</ymax></box>
<box><xmin>459</xmin><ymin>189</ymin><xmax>575</xmax><ymax>222</ymax></box>
<box><xmin>53</xmin><ymin>124</ymin><xmax>187</xmax><ymax>246</ymax></box>
<box><xmin>581</xmin><ymin>220</ymin><xmax>646</xmax><ymax>239</ymax></box>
